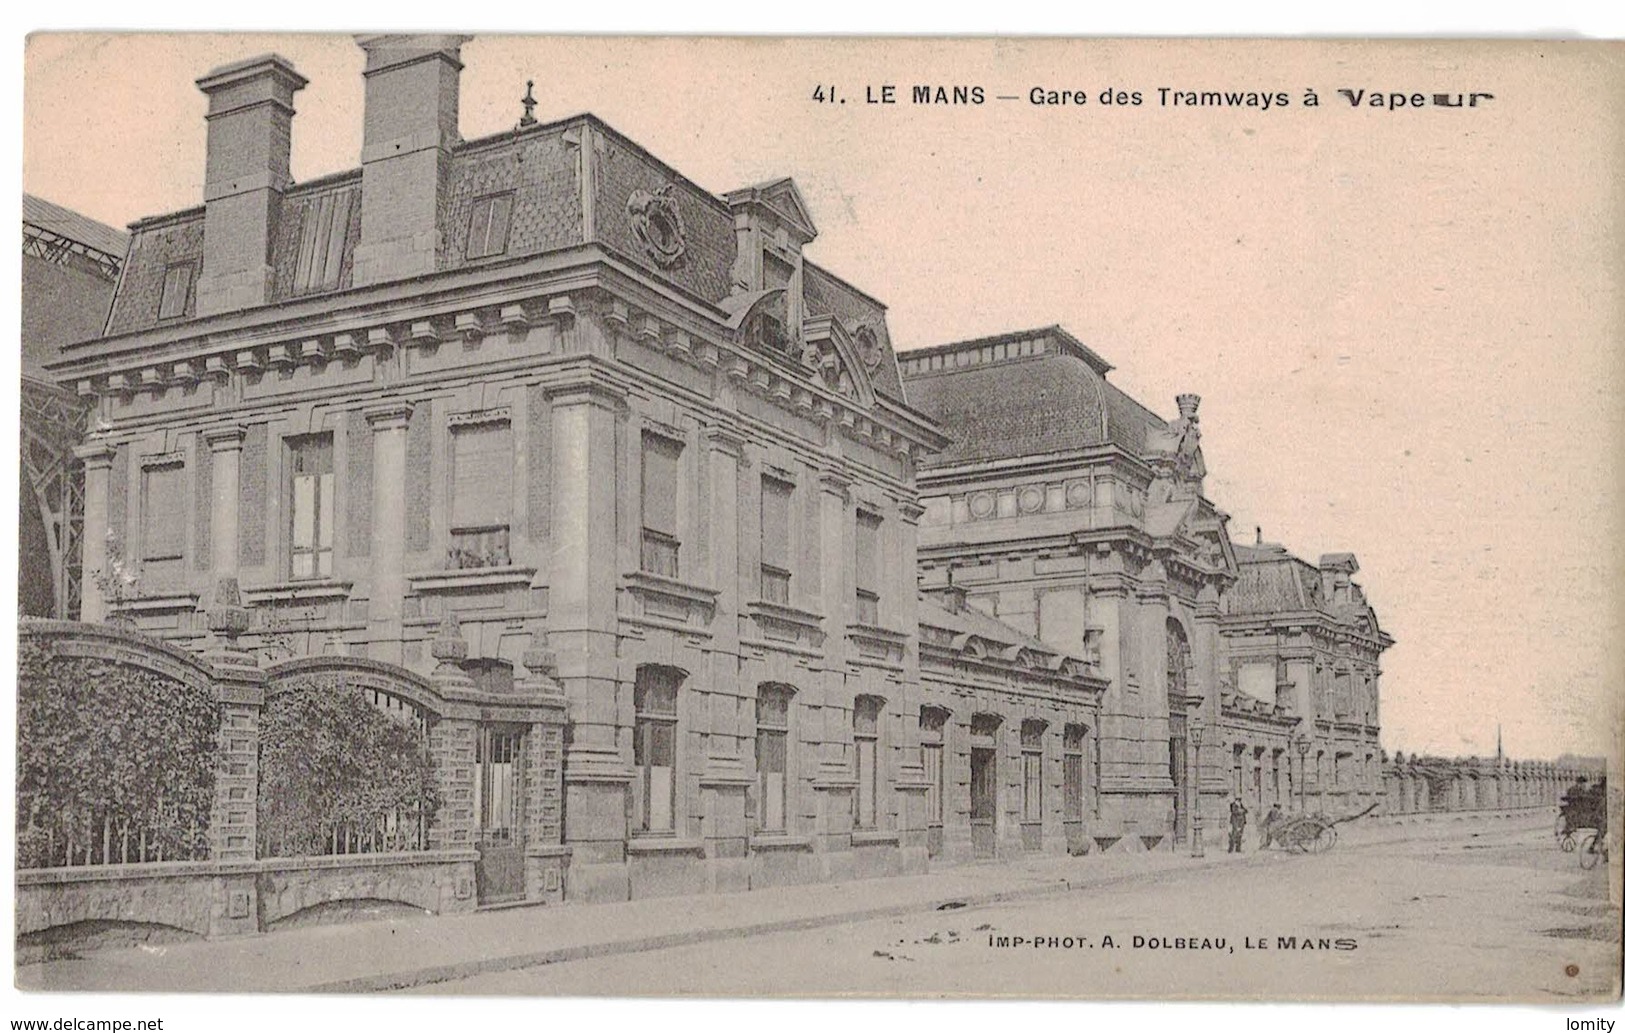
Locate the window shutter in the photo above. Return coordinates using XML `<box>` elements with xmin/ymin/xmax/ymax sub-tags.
<box><xmin>143</xmin><ymin>465</ymin><xmax>186</xmax><ymax>558</ymax></box>
<box><xmin>641</xmin><ymin>434</ymin><xmax>682</xmax><ymax>538</ymax></box>
<box><xmin>158</xmin><ymin>264</ymin><xmax>192</xmax><ymax>320</ymax></box>
<box><xmin>760</xmin><ymin>477</ymin><xmax>792</xmax><ymax>569</ymax></box>
<box><xmin>293</xmin><ymin>188</ymin><xmax>355</xmax><ymax>294</ymax></box>
<box><xmin>469</xmin><ymin>194</ymin><xmax>515</xmax><ymax>259</ymax></box>
<box><xmin>451</xmin><ymin>422</ymin><xmax>513</xmax><ymax>528</ymax></box>
<box><xmin>855</xmin><ymin>512</ymin><xmax>881</xmax><ymax>594</ymax></box>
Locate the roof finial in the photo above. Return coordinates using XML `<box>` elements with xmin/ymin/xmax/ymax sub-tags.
<box><xmin>518</xmin><ymin>80</ymin><xmax>538</xmax><ymax>128</ymax></box>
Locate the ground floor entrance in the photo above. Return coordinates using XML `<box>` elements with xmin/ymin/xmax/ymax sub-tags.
<box><xmin>474</xmin><ymin>724</ymin><xmax>526</xmax><ymax>904</ymax></box>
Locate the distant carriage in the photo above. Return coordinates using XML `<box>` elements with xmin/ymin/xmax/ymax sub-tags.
<box><xmin>1556</xmin><ymin>778</ymin><xmax>1608</xmax><ymax>868</ymax></box>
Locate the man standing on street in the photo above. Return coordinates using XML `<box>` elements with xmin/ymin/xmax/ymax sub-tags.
<box><xmin>1228</xmin><ymin>798</ymin><xmax>1249</xmax><ymax>853</ymax></box>
<box><xmin>1260</xmin><ymin>802</ymin><xmax>1284</xmax><ymax>850</ymax></box>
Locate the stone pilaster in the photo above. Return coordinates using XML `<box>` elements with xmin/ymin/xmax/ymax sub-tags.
<box><xmin>203</xmin><ymin>428</ymin><xmax>247</xmax><ymax>577</ymax></box>
<box><xmin>75</xmin><ymin>443</ymin><xmax>117</xmax><ymax>623</ymax></box>
<box><xmin>365</xmin><ymin>402</ymin><xmax>413</xmax><ymax>661</ymax></box>
<box><xmin>547</xmin><ymin>377</ymin><xmax>633</xmax><ymax>902</ymax></box>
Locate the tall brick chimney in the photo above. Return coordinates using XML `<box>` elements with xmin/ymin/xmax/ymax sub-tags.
<box><xmin>351</xmin><ymin>34</ymin><xmax>471</xmax><ymax>287</ymax></box>
<box><xmin>194</xmin><ymin>55</ymin><xmax>307</xmax><ymax>317</ymax></box>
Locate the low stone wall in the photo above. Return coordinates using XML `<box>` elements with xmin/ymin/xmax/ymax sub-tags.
<box><xmin>17</xmin><ymin>849</ymin><xmax>479</xmax><ymax>959</ymax></box>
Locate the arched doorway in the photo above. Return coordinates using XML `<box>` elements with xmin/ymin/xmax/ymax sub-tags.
<box><xmin>1167</xmin><ymin>619</ymin><xmax>1193</xmax><ymax>844</ymax></box>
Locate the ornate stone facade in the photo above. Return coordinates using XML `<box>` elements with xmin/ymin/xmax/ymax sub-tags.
<box><xmin>904</xmin><ymin>328</ymin><xmax>1240</xmax><ymax>848</ymax></box>
<box><xmin>48</xmin><ymin>37</ymin><xmax>1108</xmax><ymax>907</ymax></box>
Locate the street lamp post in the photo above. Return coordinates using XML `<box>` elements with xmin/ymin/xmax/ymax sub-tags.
<box><xmin>1190</xmin><ymin>719</ymin><xmax>1205</xmax><ymax>858</ymax></box>
<box><xmin>1295</xmin><ymin>735</ymin><xmax>1310</xmax><ymax>814</ymax></box>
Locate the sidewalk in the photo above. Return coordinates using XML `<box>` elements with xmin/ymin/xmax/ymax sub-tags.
<box><xmin>16</xmin><ymin>811</ymin><xmax>1545</xmax><ymax>995</ymax></box>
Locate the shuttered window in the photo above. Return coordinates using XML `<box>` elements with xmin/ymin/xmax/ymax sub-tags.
<box><xmin>921</xmin><ymin>707</ymin><xmax>948</xmax><ymax>827</ymax></box>
<box><xmin>634</xmin><ymin>667</ymin><xmax>682</xmax><ymax>834</ymax></box>
<box><xmin>853</xmin><ymin>696</ymin><xmax>884</xmax><ymax>830</ymax></box>
<box><xmin>1021</xmin><ymin>720</ymin><xmax>1046</xmax><ymax>824</ymax></box>
<box><xmin>467</xmin><ymin>193</ymin><xmax>515</xmax><ymax>260</ymax></box>
<box><xmin>292</xmin><ymin>188</ymin><xmax>356</xmax><ymax>295</ymax></box>
<box><xmin>142</xmin><ymin>463</ymin><xmax>186</xmax><ymax>589</ymax></box>
<box><xmin>158</xmin><ymin>263</ymin><xmax>193</xmax><ymax>321</ymax></box>
<box><xmin>760</xmin><ymin>476</ymin><xmax>793</xmax><ymax>603</ymax></box>
<box><xmin>640</xmin><ymin>433</ymin><xmax>682</xmax><ymax>577</ymax></box>
<box><xmin>450</xmin><ymin>421</ymin><xmax>512</xmax><ymax>569</ymax></box>
<box><xmin>755</xmin><ymin>684</ymin><xmax>794</xmax><ymax>833</ymax></box>
<box><xmin>1063</xmin><ymin>724</ymin><xmax>1086</xmax><ymax>823</ymax></box>
<box><xmin>451</xmin><ymin>422</ymin><xmax>512</xmax><ymax>529</ymax></box>
<box><xmin>854</xmin><ymin>511</ymin><xmax>882</xmax><ymax>624</ymax></box>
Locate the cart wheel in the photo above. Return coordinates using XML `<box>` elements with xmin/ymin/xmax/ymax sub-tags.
<box><xmin>1561</xmin><ymin>832</ymin><xmax>1577</xmax><ymax>853</ymax></box>
<box><xmin>1580</xmin><ymin>833</ymin><xmax>1604</xmax><ymax>870</ymax></box>
<box><xmin>1307</xmin><ymin>824</ymin><xmax>1337</xmax><ymax>854</ymax></box>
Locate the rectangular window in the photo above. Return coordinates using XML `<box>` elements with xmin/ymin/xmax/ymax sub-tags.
<box><xmin>287</xmin><ymin>434</ymin><xmax>334</xmax><ymax>580</ymax></box>
<box><xmin>640</xmin><ymin>433</ymin><xmax>682</xmax><ymax>577</ymax></box>
<box><xmin>853</xmin><ymin>697</ymin><xmax>883</xmax><ymax>829</ymax></box>
<box><xmin>755</xmin><ymin>685</ymin><xmax>793</xmax><ymax>833</ymax></box>
<box><xmin>1021</xmin><ymin>721</ymin><xmax>1045</xmax><ymax>823</ymax></box>
<box><xmin>854</xmin><ymin>511</ymin><xmax>881</xmax><ymax>625</ymax></box>
<box><xmin>633</xmin><ymin>667</ymin><xmax>681</xmax><ymax>834</ymax></box>
<box><xmin>1063</xmin><ymin>725</ymin><xmax>1086</xmax><ymax>823</ymax></box>
<box><xmin>467</xmin><ymin>193</ymin><xmax>515</xmax><ymax>260</ymax></box>
<box><xmin>158</xmin><ymin>263</ymin><xmax>194</xmax><ymax>321</ymax></box>
<box><xmin>450</xmin><ymin>421</ymin><xmax>513</xmax><ymax>569</ymax></box>
<box><xmin>292</xmin><ymin>188</ymin><xmax>356</xmax><ymax>294</ymax></box>
<box><xmin>921</xmin><ymin>708</ymin><xmax>948</xmax><ymax>828</ymax></box>
<box><xmin>141</xmin><ymin>462</ymin><xmax>186</xmax><ymax>590</ymax></box>
<box><xmin>760</xmin><ymin>476</ymin><xmax>793</xmax><ymax>604</ymax></box>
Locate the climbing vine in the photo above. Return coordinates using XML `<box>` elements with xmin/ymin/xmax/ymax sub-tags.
<box><xmin>16</xmin><ymin>639</ymin><xmax>219</xmax><ymax>867</ymax></box>
<box><xmin>257</xmin><ymin>678</ymin><xmax>440</xmax><ymax>857</ymax></box>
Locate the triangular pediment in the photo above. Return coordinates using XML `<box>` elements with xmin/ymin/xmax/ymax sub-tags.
<box><xmin>723</xmin><ymin>177</ymin><xmax>818</xmax><ymax>243</ymax></box>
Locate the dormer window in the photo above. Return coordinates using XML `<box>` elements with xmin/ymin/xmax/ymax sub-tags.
<box><xmin>158</xmin><ymin>262</ymin><xmax>194</xmax><ymax>321</ymax></box>
<box><xmin>467</xmin><ymin>193</ymin><xmax>514</xmax><ymax>260</ymax></box>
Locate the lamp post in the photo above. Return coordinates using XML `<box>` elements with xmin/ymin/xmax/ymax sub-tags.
<box><xmin>1295</xmin><ymin>735</ymin><xmax>1311</xmax><ymax>814</ymax></box>
<box><xmin>1190</xmin><ymin>718</ymin><xmax>1205</xmax><ymax>858</ymax></box>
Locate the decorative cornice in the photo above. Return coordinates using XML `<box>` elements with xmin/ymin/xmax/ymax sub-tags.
<box><xmin>202</xmin><ymin>426</ymin><xmax>248</xmax><ymax>451</ymax></box>
<box><xmin>363</xmin><ymin>400</ymin><xmax>414</xmax><ymax>430</ymax></box>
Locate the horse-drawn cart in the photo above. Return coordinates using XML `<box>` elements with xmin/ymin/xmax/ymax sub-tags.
<box><xmin>1264</xmin><ymin>802</ymin><xmax>1378</xmax><ymax>854</ymax></box>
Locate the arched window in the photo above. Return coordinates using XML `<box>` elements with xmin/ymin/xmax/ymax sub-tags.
<box><xmin>633</xmin><ymin>666</ymin><xmax>684</xmax><ymax>834</ymax></box>
<box><xmin>1020</xmin><ymin>720</ymin><xmax>1048</xmax><ymax>827</ymax></box>
<box><xmin>755</xmin><ymin>684</ymin><xmax>795</xmax><ymax>832</ymax></box>
<box><xmin>1063</xmin><ymin>723</ymin><xmax>1088</xmax><ymax>826</ymax></box>
<box><xmin>1166</xmin><ymin>618</ymin><xmax>1191</xmax><ymax>704</ymax></box>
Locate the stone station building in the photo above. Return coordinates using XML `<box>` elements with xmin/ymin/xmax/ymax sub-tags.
<box><xmin>44</xmin><ymin>36</ymin><xmax>1107</xmax><ymax>910</ymax></box>
<box><xmin>29</xmin><ymin>36</ymin><xmax>1584</xmax><ymax>946</ymax></box>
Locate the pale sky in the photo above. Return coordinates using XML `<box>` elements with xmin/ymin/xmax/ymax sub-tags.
<box><xmin>22</xmin><ymin>35</ymin><xmax>1625</xmax><ymax>762</ymax></box>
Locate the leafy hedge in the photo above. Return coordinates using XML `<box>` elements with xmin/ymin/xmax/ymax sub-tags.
<box><xmin>258</xmin><ymin>678</ymin><xmax>440</xmax><ymax>857</ymax></box>
<box><xmin>17</xmin><ymin>639</ymin><xmax>219</xmax><ymax>867</ymax></box>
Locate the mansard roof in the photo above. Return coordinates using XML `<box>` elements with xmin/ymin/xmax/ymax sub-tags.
<box><xmin>97</xmin><ymin>113</ymin><xmax>907</xmax><ymax>404</ymax></box>
<box><xmin>899</xmin><ymin>325</ymin><xmax>1166</xmax><ymax>468</ymax></box>
<box><xmin>1224</xmin><ymin>541</ymin><xmax>1389</xmax><ymax>645</ymax></box>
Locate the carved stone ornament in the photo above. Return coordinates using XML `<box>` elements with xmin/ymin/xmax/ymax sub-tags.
<box><xmin>854</xmin><ymin>324</ymin><xmax>884</xmax><ymax>372</ymax></box>
<box><xmin>1145</xmin><ymin>393</ymin><xmax>1208</xmax><ymax>502</ymax></box>
<box><xmin>627</xmin><ymin>183</ymin><xmax>687</xmax><ymax>267</ymax></box>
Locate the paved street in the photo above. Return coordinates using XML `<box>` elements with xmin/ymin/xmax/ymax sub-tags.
<box><xmin>18</xmin><ymin>813</ymin><xmax>1618</xmax><ymax>1002</ymax></box>
<box><xmin>411</xmin><ymin>816</ymin><xmax>1619</xmax><ymax>1001</ymax></box>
